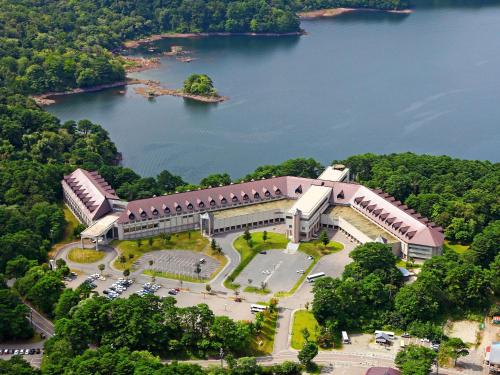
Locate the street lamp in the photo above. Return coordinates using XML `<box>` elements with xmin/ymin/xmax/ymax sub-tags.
<box><xmin>220</xmin><ymin>348</ymin><xmax>224</xmax><ymax>368</ymax></box>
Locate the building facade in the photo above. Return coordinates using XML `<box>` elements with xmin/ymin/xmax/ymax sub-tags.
<box><xmin>63</xmin><ymin>166</ymin><xmax>444</xmax><ymax>259</ymax></box>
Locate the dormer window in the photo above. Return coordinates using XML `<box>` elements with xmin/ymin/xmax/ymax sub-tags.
<box><xmin>275</xmin><ymin>189</ymin><xmax>281</xmax><ymax>195</ymax></box>
<box><xmin>231</xmin><ymin>193</ymin><xmax>238</xmax><ymax>203</ymax></box>
<box><xmin>336</xmin><ymin>190</ymin><xmax>345</xmax><ymax>199</ymax></box>
<box><xmin>210</xmin><ymin>199</ymin><xmax>216</xmax><ymax>207</ymax></box>
<box><xmin>128</xmin><ymin>211</ymin><xmax>135</xmax><ymax>220</ymax></box>
<box><xmin>264</xmin><ymin>189</ymin><xmax>271</xmax><ymax>197</ymax></box>
<box><xmin>242</xmin><ymin>193</ymin><xmax>249</xmax><ymax>201</ymax></box>
<box><xmin>253</xmin><ymin>191</ymin><xmax>260</xmax><ymax>199</ymax></box>
<box><xmin>198</xmin><ymin>200</ymin><xmax>205</xmax><ymax>208</ymax></box>
<box><xmin>163</xmin><ymin>204</ymin><xmax>170</xmax><ymax>214</ymax></box>
<box><xmin>175</xmin><ymin>203</ymin><xmax>182</xmax><ymax>212</ymax></box>
<box><xmin>186</xmin><ymin>201</ymin><xmax>193</xmax><ymax>210</ymax></box>
<box><xmin>295</xmin><ymin>185</ymin><xmax>302</xmax><ymax>194</ymax></box>
<box><xmin>151</xmin><ymin>206</ymin><xmax>159</xmax><ymax>216</ymax></box>
<box><xmin>139</xmin><ymin>209</ymin><xmax>147</xmax><ymax>218</ymax></box>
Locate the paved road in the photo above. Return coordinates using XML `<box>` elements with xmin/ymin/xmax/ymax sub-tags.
<box><xmin>25</xmin><ymin>303</ymin><xmax>55</xmax><ymax>338</ymax></box>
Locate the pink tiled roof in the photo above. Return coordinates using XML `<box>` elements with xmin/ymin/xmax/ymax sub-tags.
<box><xmin>115</xmin><ymin>174</ymin><xmax>443</xmax><ymax>248</ymax></box>
<box><xmin>62</xmin><ymin>168</ymin><xmax>118</xmax><ymax>222</ymax></box>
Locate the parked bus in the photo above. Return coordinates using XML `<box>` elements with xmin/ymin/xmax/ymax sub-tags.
<box><xmin>374</xmin><ymin>330</ymin><xmax>395</xmax><ymax>339</ymax></box>
<box><xmin>250</xmin><ymin>304</ymin><xmax>267</xmax><ymax>313</ymax></box>
<box><xmin>342</xmin><ymin>331</ymin><xmax>350</xmax><ymax>344</ymax></box>
<box><xmin>306</xmin><ymin>272</ymin><xmax>325</xmax><ymax>283</ymax></box>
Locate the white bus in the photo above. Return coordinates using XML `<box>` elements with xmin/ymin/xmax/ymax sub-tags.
<box><xmin>250</xmin><ymin>304</ymin><xmax>267</xmax><ymax>313</ymax></box>
<box><xmin>375</xmin><ymin>330</ymin><xmax>395</xmax><ymax>339</ymax></box>
<box><xmin>306</xmin><ymin>272</ymin><xmax>325</xmax><ymax>282</ymax></box>
<box><xmin>342</xmin><ymin>331</ymin><xmax>350</xmax><ymax>344</ymax></box>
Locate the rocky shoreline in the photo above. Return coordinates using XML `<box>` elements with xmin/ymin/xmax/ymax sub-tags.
<box><xmin>298</xmin><ymin>7</ymin><xmax>412</xmax><ymax>19</ymax></box>
<box><xmin>123</xmin><ymin>31</ymin><xmax>305</xmax><ymax>49</ymax></box>
<box><xmin>134</xmin><ymin>82</ymin><xmax>227</xmax><ymax>103</ymax></box>
<box><xmin>31</xmin><ymin>80</ymin><xmax>143</xmax><ymax>106</ymax></box>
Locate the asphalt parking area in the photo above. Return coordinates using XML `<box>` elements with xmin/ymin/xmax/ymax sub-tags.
<box><xmin>135</xmin><ymin>250</ymin><xmax>220</xmax><ymax>280</ymax></box>
<box><xmin>235</xmin><ymin>250</ymin><xmax>312</xmax><ymax>293</ymax></box>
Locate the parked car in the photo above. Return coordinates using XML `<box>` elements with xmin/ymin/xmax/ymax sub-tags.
<box><xmin>168</xmin><ymin>289</ymin><xmax>178</xmax><ymax>295</ymax></box>
<box><xmin>401</xmin><ymin>332</ymin><xmax>411</xmax><ymax>338</ymax></box>
<box><xmin>296</xmin><ymin>269</ymin><xmax>305</xmax><ymax>274</ymax></box>
<box><xmin>36</xmin><ymin>348</ymin><xmax>41</xmax><ymax>354</ymax></box>
<box><xmin>29</xmin><ymin>349</ymin><xmax>35</xmax><ymax>355</ymax></box>
<box><xmin>307</xmin><ymin>256</ymin><xmax>314</xmax><ymax>260</ymax></box>
<box><xmin>14</xmin><ymin>350</ymin><xmax>19</xmax><ymax>355</ymax></box>
<box><xmin>199</xmin><ymin>258</ymin><xmax>206</xmax><ymax>264</ymax></box>
<box><xmin>259</xmin><ymin>251</ymin><xmax>267</xmax><ymax>254</ymax></box>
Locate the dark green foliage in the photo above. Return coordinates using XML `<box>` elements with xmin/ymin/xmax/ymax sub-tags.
<box><xmin>14</xmin><ymin>266</ymin><xmax>65</xmax><ymax>317</ymax></box>
<box><xmin>201</xmin><ymin>173</ymin><xmax>232</xmax><ymax>188</ymax></box>
<box><xmin>470</xmin><ymin>220</ymin><xmax>499</xmax><ymax>267</ymax></box>
<box><xmin>0</xmin><ymin>287</ymin><xmax>33</xmax><ymax>341</ymax></box>
<box><xmin>242</xmin><ymin>157</ymin><xmax>324</xmax><ymax>180</ymax></box>
<box><xmin>339</xmin><ymin>153</ymin><xmax>500</xmax><ymax>244</ymax></box>
<box><xmin>0</xmin><ymin>355</ymin><xmax>40</xmax><ymax>375</ymax></box>
<box><xmin>183</xmin><ymin>74</ymin><xmax>218</xmax><ymax>97</ymax></box>
<box><xmin>395</xmin><ymin>345</ymin><xmax>437</xmax><ymax>375</ymax></box>
<box><xmin>297</xmin><ymin>341</ymin><xmax>318</xmax><ymax>368</ymax></box>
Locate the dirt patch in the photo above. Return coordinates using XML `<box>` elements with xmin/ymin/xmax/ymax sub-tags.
<box><xmin>445</xmin><ymin>320</ymin><xmax>480</xmax><ymax>344</ymax></box>
<box><xmin>298</xmin><ymin>7</ymin><xmax>412</xmax><ymax>20</ymax></box>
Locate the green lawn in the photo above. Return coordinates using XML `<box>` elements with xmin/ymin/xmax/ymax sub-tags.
<box><xmin>244</xmin><ymin>286</ymin><xmax>271</xmax><ymax>295</ymax></box>
<box><xmin>224</xmin><ymin>232</ymin><xmax>288</xmax><ymax>289</ymax></box>
<box><xmin>50</xmin><ymin>206</ymin><xmax>81</xmax><ymax>257</ymax></box>
<box><xmin>112</xmin><ymin>231</ymin><xmax>209</xmax><ymax>270</ymax></box>
<box><xmin>298</xmin><ymin>240</ymin><xmax>344</xmax><ymax>259</ymax></box>
<box><xmin>291</xmin><ymin>310</ymin><xmax>320</xmax><ymax>350</ymax></box>
<box><xmin>68</xmin><ymin>248</ymin><xmax>105</xmax><ymax>263</ymax></box>
<box><xmin>250</xmin><ymin>310</ymin><xmax>279</xmax><ymax>355</ymax></box>
<box><xmin>444</xmin><ymin>241</ymin><xmax>470</xmax><ymax>254</ymax></box>
<box><xmin>143</xmin><ymin>269</ymin><xmax>206</xmax><ymax>283</ymax></box>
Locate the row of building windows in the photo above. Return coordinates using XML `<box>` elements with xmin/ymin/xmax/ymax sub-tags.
<box><xmin>213</xmin><ymin>217</ymin><xmax>285</xmax><ymax>233</ymax></box>
<box><xmin>127</xmin><ymin>195</ymin><xmax>284</xmax><ymax>222</ymax></box>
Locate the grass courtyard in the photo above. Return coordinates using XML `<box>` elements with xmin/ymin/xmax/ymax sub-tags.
<box><xmin>50</xmin><ymin>206</ymin><xmax>81</xmax><ymax>257</ymax></box>
<box><xmin>444</xmin><ymin>240</ymin><xmax>470</xmax><ymax>254</ymax></box>
<box><xmin>291</xmin><ymin>310</ymin><xmax>320</xmax><ymax>350</ymax></box>
<box><xmin>224</xmin><ymin>231</ymin><xmax>288</xmax><ymax>289</ymax></box>
<box><xmin>112</xmin><ymin>231</ymin><xmax>211</xmax><ymax>270</ymax></box>
<box><xmin>68</xmin><ymin>248</ymin><xmax>105</xmax><ymax>263</ymax></box>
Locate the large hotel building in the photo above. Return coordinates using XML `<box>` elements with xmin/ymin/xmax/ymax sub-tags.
<box><xmin>62</xmin><ymin>165</ymin><xmax>443</xmax><ymax>260</ymax></box>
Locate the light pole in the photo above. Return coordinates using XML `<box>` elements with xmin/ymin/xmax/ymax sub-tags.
<box><xmin>219</xmin><ymin>348</ymin><xmax>224</xmax><ymax>368</ymax></box>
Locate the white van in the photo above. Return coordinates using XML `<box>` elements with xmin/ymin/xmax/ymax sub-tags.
<box><xmin>342</xmin><ymin>331</ymin><xmax>350</xmax><ymax>344</ymax></box>
<box><xmin>250</xmin><ymin>304</ymin><xmax>267</xmax><ymax>313</ymax></box>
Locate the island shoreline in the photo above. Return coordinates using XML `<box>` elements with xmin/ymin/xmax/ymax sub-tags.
<box><xmin>298</xmin><ymin>7</ymin><xmax>412</xmax><ymax>19</ymax></box>
<box><xmin>123</xmin><ymin>31</ymin><xmax>306</xmax><ymax>49</ymax></box>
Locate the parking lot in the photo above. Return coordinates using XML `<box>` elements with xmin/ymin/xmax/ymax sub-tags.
<box><xmin>235</xmin><ymin>250</ymin><xmax>312</xmax><ymax>293</ymax></box>
<box><xmin>134</xmin><ymin>250</ymin><xmax>220</xmax><ymax>280</ymax></box>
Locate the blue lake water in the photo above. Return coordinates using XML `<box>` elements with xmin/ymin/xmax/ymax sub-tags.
<box><xmin>48</xmin><ymin>3</ymin><xmax>500</xmax><ymax>182</ymax></box>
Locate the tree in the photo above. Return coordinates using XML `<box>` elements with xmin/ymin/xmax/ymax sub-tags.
<box><xmin>119</xmin><ymin>255</ymin><xmax>126</xmax><ymax>263</ymax></box>
<box><xmin>243</xmin><ymin>228</ymin><xmax>251</xmax><ymax>241</ymax></box>
<box><xmin>211</xmin><ymin>239</ymin><xmax>217</xmax><ymax>251</ymax></box>
<box><xmin>319</xmin><ymin>229</ymin><xmax>329</xmax><ymax>246</ymax></box>
<box><xmin>298</xmin><ymin>341</ymin><xmax>318</xmax><ymax>369</ymax></box>
<box><xmin>200</xmin><ymin>173</ymin><xmax>231</xmax><ymax>188</ymax></box>
<box><xmin>195</xmin><ymin>263</ymin><xmax>202</xmax><ymax>279</ymax></box>
<box><xmin>439</xmin><ymin>338</ymin><xmax>469</xmax><ymax>367</ymax></box>
<box><xmin>183</xmin><ymin>74</ymin><xmax>218</xmax><ymax>97</ymax></box>
<box><xmin>301</xmin><ymin>327</ymin><xmax>310</xmax><ymax>342</ymax></box>
<box><xmin>0</xmin><ymin>289</ymin><xmax>33</xmax><ymax>341</ymax></box>
<box><xmin>137</xmin><ymin>239</ymin><xmax>142</xmax><ymax>248</ymax></box>
<box><xmin>160</xmin><ymin>232</ymin><xmax>172</xmax><ymax>244</ymax></box>
<box><xmin>97</xmin><ymin>264</ymin><xmax>105</xmax><ymax>273</ymax></box>
<box><xmin>5</xmin><ymin>256</ymin><xmax>37</xmax><ymax>279</ymax></box>
<box><xmin>395</xmin><ymin>345</ymin><xmax>436</xmax><ymax>375</ymax></box>
<box><xmin>205</xmin><ymin>284</ymin><xmax>211</xmax><ymax>293</ymax></box>
<box><xmin>157</xmin><ymin>170</ymin><xmax>186</xmax><ymax>192</ymax></box>
<box><xmin>470</xmin><ymin>220</ymin><xmax>499</xmax><ymax>267</ymax></box>
<box><xmin>123</xmin><ymin>269</ymin><xmax>130</xmax><ymax>278</ymax></box>
<box><xmin>54</xmin><ymin>289</ymin><xmax>80</xmax><ymax>320</ymax></box>
<box><xmin>262</xmin><ymin>231</ymin><xmax>268</xmax><ymax>242</ymax></box>
<box><xmin>148</xmin><ymin>237</ymin><xmax>154</xmax><ymax>247</ymax></box>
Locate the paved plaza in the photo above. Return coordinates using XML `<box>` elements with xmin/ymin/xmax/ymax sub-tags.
<box><xmin>135</xmin><ymin>250</ymin><xmax>220</xmax><ymax>280</ymax></box>
<box><xmin>235</xmin><ymin>250</ymin><xmax>312</xmax><ymax>293</ymax></box>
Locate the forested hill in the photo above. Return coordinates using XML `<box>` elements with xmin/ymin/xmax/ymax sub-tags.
<box><xmin>0</xmin><ymin>0</ymin><xmax>405</xmax><ymax>94</ymax></box>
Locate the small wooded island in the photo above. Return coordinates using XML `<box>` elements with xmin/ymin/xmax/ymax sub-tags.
<box><xmin>135</xmin><ymin>74</ymin><xmax>227</xmax><ymax>103</ymax></box>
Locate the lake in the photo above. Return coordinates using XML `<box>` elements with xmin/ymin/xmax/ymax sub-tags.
<box><xmin>47</xmin><ymin>2</ymin><xmax>500</xmax><ymax>182</ymax></box>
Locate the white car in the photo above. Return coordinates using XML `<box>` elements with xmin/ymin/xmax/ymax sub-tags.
<box><xmin>14</xmin><ymin>349</ymin><xmax>19</xmax><ymax>355</ymax></box>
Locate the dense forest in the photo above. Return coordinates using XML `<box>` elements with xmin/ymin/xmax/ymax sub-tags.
<box><xmin>0</xmin><ymin>0</ymin><xmax>406</xmax><ymax>94</ymax></box>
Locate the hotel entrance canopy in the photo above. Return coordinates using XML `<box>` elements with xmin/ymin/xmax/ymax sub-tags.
<box><xmin>80</xmin><ymin>214</ymin><xmax>119</xmax><ymax>249</ymax></box>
